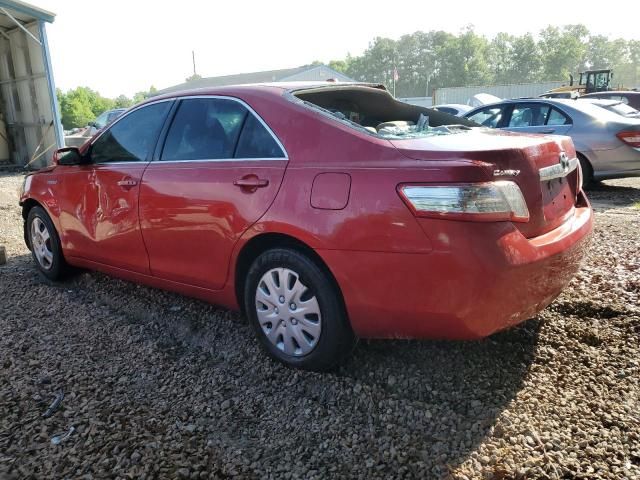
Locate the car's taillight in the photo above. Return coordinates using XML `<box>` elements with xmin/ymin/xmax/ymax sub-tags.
<box><xmin>616</xmin><ymin>131</ymin><xmax>640</xmax><ymax>148</ymax></box>
<box><xmin>398</xmin><ymin>181</ymin><xmax>530</xmax><ymax>222</ymax></box>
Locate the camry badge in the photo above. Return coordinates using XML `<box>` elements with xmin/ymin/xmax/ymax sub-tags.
<box><xmin>493</xmin><ymin>169</ymin><xmax>520</xmax><ymax>177</ymax></box>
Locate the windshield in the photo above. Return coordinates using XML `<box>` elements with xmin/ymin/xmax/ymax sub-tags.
<box><xmin>603</xmin><ymin>102</ymin><xmax>639</xmax><ymax>117</ymax></box>
<box><xmin>579</xmin><ymin>99</ymin><xmax>640</xmax><ymax>118</ymax></box>
<box><xmin>565</xmin><ymin>99</ymin><xmax>640</xmax><ymax>122</ymax></box>
<box><xmin>93</xmin><ymin>111</ymin><xmax>109</xmax><ymax>129</ymax></box>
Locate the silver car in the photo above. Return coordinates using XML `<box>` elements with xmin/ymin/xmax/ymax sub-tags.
<box><xmin>464</xmin><ymin>98</ymin><xmax>640</xmax><ymax>185</ymax></box>
<box><xmin>432</xmin><ymin>104</ymin><xmax>473</xmax><ymax>116</ymax></box>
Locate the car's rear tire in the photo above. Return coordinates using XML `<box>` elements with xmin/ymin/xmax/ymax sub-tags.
<box><xmin>244</xmin><ymin>248</ymin><xmax>355</xmax><ymax>371</ymax></box>
<box><xmin>577</xmin><ymin>153</ymin><xmax>595</xmax><ymax>189</ymax></box>
<box><xmin>26</xmin><ymin>206</ymin><xmax>67</xmax><ymax>280</ymax></box>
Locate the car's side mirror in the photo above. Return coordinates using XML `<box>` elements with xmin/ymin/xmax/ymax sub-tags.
<box><xmin>53</xmin><ymin>147</ymin><xmax>84</xmax><ymax>166</ymax></box>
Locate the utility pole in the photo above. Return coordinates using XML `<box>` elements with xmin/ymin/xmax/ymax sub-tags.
<box><xmin>425</xmin><ymin>70</ymin><xmax>433</xmax><ymax>104</ymax></box>
<box><xmin>393</xmin><ymin>69</ymin><xmax>396</xmax><ymax>97</ymax></box>
<box><xmin>192</xmin><ymin>50</ymin><xmax>197</xmax><ymax>76</ymax></box>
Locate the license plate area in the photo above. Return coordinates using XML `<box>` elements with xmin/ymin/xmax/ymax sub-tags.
<box><xmin>541</xmin><ymin>174</ymin><xmax>575</xmax><ymax>221</ymax></box>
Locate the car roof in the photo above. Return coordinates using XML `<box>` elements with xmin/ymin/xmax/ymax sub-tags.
<box><xmin>434</xmin><ymin>104</ymin><xmax>470</xmax><ymax>109</ymax></box>
<box><xmin>467</xmin><ymin>98</ymin><xmax>574</xmax><ymax>110</ymax></box>
<box><xmin>144</xmin><ymin>81</ymin><xmax>387</xmax><ymax>104</ymax></box>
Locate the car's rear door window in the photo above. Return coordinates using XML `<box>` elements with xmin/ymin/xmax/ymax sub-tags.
<box><xmin>161</xmin><ymin>98</ymin><xmax>247</xmax><ymax>161</ymax></box>
<box><xmin>234</xmin><ymin>114</ymin><xmax>285</xmax><ymax>159</ymax></box>
<box><xmin>91</xmin><ymin>102</ymin><xmax>171</xmax><ymax>163</ymax></box>
<box><xmin>546</xmin><ymin>108</ymin><xmax>571</xmax><ymax>125</ymax></box>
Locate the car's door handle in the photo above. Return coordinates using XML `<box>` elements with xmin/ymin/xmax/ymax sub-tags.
<box><xmin>233</xmin><ymin>177</ymin><xmax>269</xmax><ymax>188</ymax></box>
<box><xmin>117</xmin><ymin>179</ymin><xmax>138</xmax><ymax>187</ymax></box>
<box><xmin>541</xmin><ymin>129</ymin><xmax>555</xmax><ymax>134</ymax></box>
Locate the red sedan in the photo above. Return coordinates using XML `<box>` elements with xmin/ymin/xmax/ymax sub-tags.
<box><xmin>20</xmin><ymin>82</ymin><xmax>593</xmax><ymax>370</ymax></box>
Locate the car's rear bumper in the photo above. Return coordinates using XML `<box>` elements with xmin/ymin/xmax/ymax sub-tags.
<box><xmin>317</xmin><ymin>192</ymin><xmax>593</xmax><ymax>340</ymax></box>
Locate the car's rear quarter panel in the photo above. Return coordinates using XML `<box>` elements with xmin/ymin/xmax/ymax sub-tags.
<box><xmin>235</xmin><ymin>90</ymin><xmax>593</xmax><ymax>339</ymax></box>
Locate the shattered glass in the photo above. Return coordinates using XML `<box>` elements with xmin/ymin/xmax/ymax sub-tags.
<box><xmin>376</xmin><ymin>123</ymin><xmax>470</xmax><ymax>139</ymax></box>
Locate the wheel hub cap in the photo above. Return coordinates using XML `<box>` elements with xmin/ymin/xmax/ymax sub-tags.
<box><xmin>255</xmin><ymin>268</ymin><xmax>322</xmax><ymax>356</ymax></box>
<box><xmin>31</xmin><ymin>217</ymin><xmax>53</xmax><ymax>270</ymax></box>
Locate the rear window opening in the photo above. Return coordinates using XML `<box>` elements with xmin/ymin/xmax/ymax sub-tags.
<box><xmin>291</xmin><ymin>85</ymin><xmax>477</xmax><ymax>139</ymax></box>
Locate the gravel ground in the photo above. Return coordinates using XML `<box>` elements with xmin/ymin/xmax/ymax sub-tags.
<box><xmin>1</xmin><ymin>172</ymin><xmax>639</xmax><ymax>479</ymax></box>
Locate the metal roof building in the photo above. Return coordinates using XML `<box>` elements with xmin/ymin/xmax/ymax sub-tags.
<box><xmin>0</xmin><ymin>0</ymin><xmax>62</xmax><ymax>168</ymax></box>
<box><xmin>153</xmin><ymin>64</ymin><xmax>355</xmax><ymax>96</ymax></box>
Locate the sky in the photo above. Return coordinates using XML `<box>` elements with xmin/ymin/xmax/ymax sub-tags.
<box><xmin>34</xmin><ymin>0</ymin><xmax>640</xmax><ymax>98</ymax></box>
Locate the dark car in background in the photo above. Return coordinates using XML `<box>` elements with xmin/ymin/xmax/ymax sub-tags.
<box><xmin>87</xmin><ymin>108</ymin><xmax>127</xmax><ymax>135</ymax></box>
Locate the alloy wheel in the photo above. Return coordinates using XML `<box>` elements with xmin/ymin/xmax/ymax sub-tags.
<box><xmin>31</xmin><ymin>217</ymin><xmax>53</xmax><ymax>270</ymax></box>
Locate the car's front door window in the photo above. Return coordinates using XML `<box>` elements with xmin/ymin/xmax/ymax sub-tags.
<box><xmin>467</xmin><ymin>107</ymin><xmax>504</xmax><ymax>128</ymax></box>
<box><xmin>91</xmin><ymin>102</ymin><xmax>171</xmax><ymax>163</ymax></box>
<box><xmin>508</xmin><ymin>104</ymin><xmax>551</xmax><ymax>127</ymax></box>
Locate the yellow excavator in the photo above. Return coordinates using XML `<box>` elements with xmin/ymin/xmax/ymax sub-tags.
<box><xmin>542</xmin><ymin>69</ymin><xmax>620</xmax><ymax>98</ymax></box>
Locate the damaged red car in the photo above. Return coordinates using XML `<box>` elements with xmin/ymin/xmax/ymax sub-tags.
<box><xmin>20</xmin><ymin>82</ymin><xmax>593</xmax><ymax>370</ymax></box>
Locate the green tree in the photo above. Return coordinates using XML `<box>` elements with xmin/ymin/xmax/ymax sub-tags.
<box><xmin>133</xmin><ymin>86</ymin><xmax>157</xmax><ymax>104</ymax></box>
<box><xmin>346</xmin><ymin>37</ymin><xmax>397</xmax><ymax>88</ymax></box>
<box><xmin>325</xmin><ymin>24</ymin><xmax>640</xmax><ymax>95</ymax></box>
<box><xmin>587</xmin><ymin>35</ymin><xmax>627</xmax><ymax>70</ymax></box>
<box><xmin>510</xmin><ymin>34</ymin><xmax>542</xmax><ymax>83</ymax></box>
<box><xmin>539</xmin><ymin>25</ymin><xmax>589</xmax><ymax>81</ymax></box>
<box><xmin>58</xmin><ymin>87</ymin><xmax>101</xmax><ymax>129</ymax></box>
<box><xmin>488</xmin><ymin>32</ymin><xmax>515</xmax><ymax>84</ymax></box>
<box><xmin>113</xmin><ymin>94</ymin><xmax>133</xmax><ymax>109</ymax></box>
<box><xmin>435</xmin><ymin>26</ymin><xmax>492</xmax><ymax>88</ymax></box>
<box><xmin>328</xmin><ymin>59</ymin><xmax>350</xmax><ymax>73</ymax></box>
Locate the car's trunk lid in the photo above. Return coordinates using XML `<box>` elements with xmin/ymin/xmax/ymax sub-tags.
<box><xmin>389</xmin><ymin>129</ymin><xmax>580</xmax><ymax>238</ymax></box>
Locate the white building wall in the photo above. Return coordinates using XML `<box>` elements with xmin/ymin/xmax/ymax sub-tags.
<box><xmin>398</xmin><ymin>97</ymin><xmax>433</xmax><ymax>108</ymax></box>
<box><xmin>0</xmin><ymin>21</ymin><xmax>60</xmax><ymax>166</ymax></box>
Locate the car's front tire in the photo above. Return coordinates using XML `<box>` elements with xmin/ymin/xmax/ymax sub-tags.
<box><xmin>244</xmin><ymin>248</ymin><xmax>355</xmax><ymax>371</ymax></box>
<box><xmin>26</xmin><ymin>206</ymin><xmax>67</xmax><ymax>280</ymax></box>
